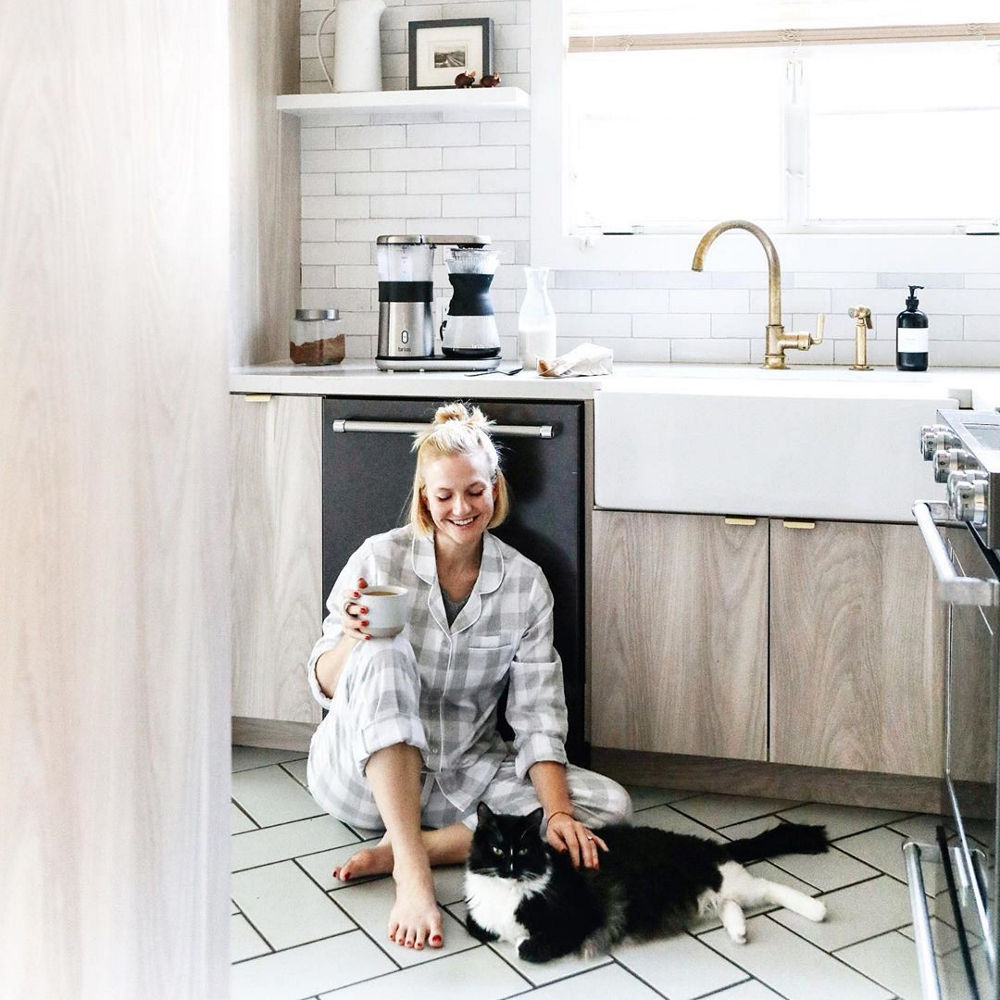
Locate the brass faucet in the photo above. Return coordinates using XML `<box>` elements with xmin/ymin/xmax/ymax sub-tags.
<box><xmin>848</xmin><ymin>305</ymin><xmax>873</xmax><ymax>371</ymax></box>
<box><xmin>691</xmin><ymin>219</ymin><xmax>824</xmax><ymax>370</ymax></box>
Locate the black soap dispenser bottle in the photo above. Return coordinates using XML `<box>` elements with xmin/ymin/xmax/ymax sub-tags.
<box><xmin>896</xmin><ymin>284</ymin><xmax>928</xmax><ymax>371</ymax></box>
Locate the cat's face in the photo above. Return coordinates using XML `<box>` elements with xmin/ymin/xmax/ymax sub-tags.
<box><xmin>469</xmin><ymin>803</ymin><xmax>548</xmax><ymax>881</ymax></box>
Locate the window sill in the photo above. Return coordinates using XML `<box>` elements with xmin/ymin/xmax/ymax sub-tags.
<box><xmin>529</xmin><ymin>229</ymin><xmax>1000</xmax><ymax>274</ymax></box>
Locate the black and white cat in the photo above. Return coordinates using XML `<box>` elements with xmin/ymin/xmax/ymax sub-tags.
<box><xmin>464</xmin><ymin>802</ymin><xmax>829</xmax><ymax>963</ymax></box>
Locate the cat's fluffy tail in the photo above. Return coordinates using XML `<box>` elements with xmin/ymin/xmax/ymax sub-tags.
<box><xmin>723</xmin><ymin>822</ymin><xmax>828</xmax><ymax>864</ymax></box>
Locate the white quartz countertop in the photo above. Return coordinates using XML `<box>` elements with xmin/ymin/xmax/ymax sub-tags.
<box><xmin>229</xmin><ymin>360</ymin><xmax>1000</xmax><ymax>410</ymax></box>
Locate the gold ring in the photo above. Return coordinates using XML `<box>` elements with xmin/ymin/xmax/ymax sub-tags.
<box><xmin>586</xmin><ymin>835</ymin><xmax>594</xmax><ymax>841</ymax></box>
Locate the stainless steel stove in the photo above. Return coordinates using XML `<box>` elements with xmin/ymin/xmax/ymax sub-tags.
<box><xmin>911</xmin><ymin>409</ymin><xmax>1000</xmax><ymax>1000</ymax></box>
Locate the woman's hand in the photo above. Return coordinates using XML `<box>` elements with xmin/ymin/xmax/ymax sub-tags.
<box><xmin>340</xmin><ymin>577</ymin><xmax>370</xmax><ymax>641</ymax></box>
<box><xmin>545</xmin><ymin>811</ymin><xmax>607</xmax><ymax>870</ymax></box>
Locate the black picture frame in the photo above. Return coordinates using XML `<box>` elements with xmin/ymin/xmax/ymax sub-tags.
<box><xmin>408</xmin><ymin>18</ymin><xmax>494</xmax><ymax>91</ymax></box>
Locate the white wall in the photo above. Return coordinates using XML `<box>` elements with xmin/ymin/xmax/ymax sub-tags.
<box><xmin>0</xmin><ymin>1</ymin><xmax>231</xmax><ymax>997</ymax></box>
<box><xmin>299</xmin><ymin>0</ymin><xmax>1000</xmax><ymax>366</ymax></box>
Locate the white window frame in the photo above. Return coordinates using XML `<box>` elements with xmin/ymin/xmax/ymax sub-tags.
<box><xmin>530</xmin><ymin>0</ymin><xmax>1000</xmax><ymax>272</ymax></box>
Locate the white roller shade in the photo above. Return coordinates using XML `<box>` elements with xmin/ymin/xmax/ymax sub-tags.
<box><xmin>568</xmin><ymin>0</ymin><xmax>1000</xmax><ymax>35</ymax></box>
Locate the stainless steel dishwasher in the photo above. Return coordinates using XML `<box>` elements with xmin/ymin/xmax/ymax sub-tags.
<box><xmin>321</xmin><ymin>396</ymin><xmax>588</xmax><ymax>765</ymax></box>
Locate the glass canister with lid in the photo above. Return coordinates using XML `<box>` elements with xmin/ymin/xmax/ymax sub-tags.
<box><xmin>290</xmin><ymin>308</ymin><xmax>344</xmax><ymax>365</ymax></box>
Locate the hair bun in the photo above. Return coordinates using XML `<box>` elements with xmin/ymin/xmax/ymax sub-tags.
<box><xmin>432</xmin><ymin>402</ymin><xmax>491</xmax><ymax>432</ymax></box>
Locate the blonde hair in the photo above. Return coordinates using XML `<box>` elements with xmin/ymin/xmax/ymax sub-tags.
<box><xmin>409</xmin><ymin>402</ymin><xmax>510</xmax><ymax>536</ymax></box>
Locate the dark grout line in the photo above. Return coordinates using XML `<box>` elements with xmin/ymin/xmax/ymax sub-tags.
<box><xmin>607</xmin><ymin>955</ymin><xmax>675</xmax><ymax>999</ymax></box>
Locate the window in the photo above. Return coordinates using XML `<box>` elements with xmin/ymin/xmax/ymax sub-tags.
<box><xmin>531</xmin><ymin>1</ymin><xmax>1000</xmax><ymax>270</ymax></box>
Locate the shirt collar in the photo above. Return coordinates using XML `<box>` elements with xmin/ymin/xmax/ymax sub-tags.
<box><xmin>410</xmin><ymin>530</ymin><xmax>505</xmax><ymax>596</ymax></box>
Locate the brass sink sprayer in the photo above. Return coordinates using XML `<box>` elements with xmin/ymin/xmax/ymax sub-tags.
<box><xmin>691</xmin><ymin>220</ymin><xmax>825</xmax><ymax>370</ymax></box>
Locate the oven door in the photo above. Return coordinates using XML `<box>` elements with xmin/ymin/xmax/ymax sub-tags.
<box><xmin>912</xmin><ymin>501</ymin><xmax>999</xmax><ymax>1000</ymax></box>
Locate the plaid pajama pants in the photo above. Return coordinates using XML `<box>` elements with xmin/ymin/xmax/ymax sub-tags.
<box><xmin>306</xmin><ymin>635</ymin><xmax>633</xmax><ymax>832</ymax></box>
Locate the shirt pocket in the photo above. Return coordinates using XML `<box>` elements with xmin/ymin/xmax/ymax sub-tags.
<box><xmin>464</xmin><ymin>639</ymin><xmax>516</xmax><ymax>692</ymax></box>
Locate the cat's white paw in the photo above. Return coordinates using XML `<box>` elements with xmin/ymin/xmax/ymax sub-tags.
<box><xmin>802</xmin><ymin>897</ymin><xmax>827</xmax><ymax>922</ymax></box>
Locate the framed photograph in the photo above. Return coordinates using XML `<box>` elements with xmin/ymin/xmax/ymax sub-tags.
<box><xmin>408</xmin><ymin>18</ymin><xmax>494</xmax><ymax>90</ymax></box>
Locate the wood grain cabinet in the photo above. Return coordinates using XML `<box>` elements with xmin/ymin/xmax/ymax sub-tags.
<box><xmin>769</xmin><ymin>518</ymin><xmax>943</xmax><ymax>777</ymax></box>
<box><xmin>591</xmin><ymin>511</ymin><xmax>943</xmax><ymax>777</ymax></box>
<box><xmin>591</xmin><ymin>510</ymin><xmax>769</xmax><ymax>760</ymax></box>
<box><xmin>230</xmin><ymin>394</ymin><xmax>322</xmax><ymax>728</ymax></box>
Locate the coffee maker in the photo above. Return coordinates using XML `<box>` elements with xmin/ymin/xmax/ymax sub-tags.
<box><xmin>375</xmin><ymin>234</ymin><xmax>501</xmax><ymax>372</ymax></box>
<box><xmin>440</xmin><ymin>247</ymin><xmax>501</xmax><ymax>359</ymax></box>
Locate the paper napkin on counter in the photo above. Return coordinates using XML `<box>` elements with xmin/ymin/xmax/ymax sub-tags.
<box><xmin>537</xmin><ymin>343</ymin><xmax>613</xmax><ymax>378</ymax></box>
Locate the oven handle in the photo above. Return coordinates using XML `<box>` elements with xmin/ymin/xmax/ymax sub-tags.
<box><xmin>331</xmin><ymin>419</ymin><xmax>556</xmax><ymax>439</ymax></box>
<box><xmin>902</xmin><ymin>841</ymin><xmax>944</xmax><ymax>1000</ymax></box>
<box><xmin>913</xmin><ymin>501</ymin><xmax>1000</xmax><ymax>607</ymax></box>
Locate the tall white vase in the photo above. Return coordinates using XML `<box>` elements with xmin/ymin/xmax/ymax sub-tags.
<box><xmin>332</xmin><ymin>0</ymin><xmax>385</xmax><ymax>93</ymax></box>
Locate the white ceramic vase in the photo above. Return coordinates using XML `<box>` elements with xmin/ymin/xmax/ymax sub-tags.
<box><xmin>331</xmin><ymin>0</ymin><xmax>385</xmax><ymax>93</ymax></box>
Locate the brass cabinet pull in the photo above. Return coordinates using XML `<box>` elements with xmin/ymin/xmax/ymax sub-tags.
<box><xmin>783</xmin><ymin>520</ymin><xmax>816</xmax><ymax>530</ymax></box>
<box><xmin>724</xmin><ymin>516</ymin><xmax>757</xmax><ymax>526</ymax></box>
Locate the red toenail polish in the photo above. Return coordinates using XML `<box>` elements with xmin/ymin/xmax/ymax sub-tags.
<box><xmin>431</xmin><ymin>935</ymin><xmax>442</xmax><ymax>944</ymax></box>
<box><xmin>344</xmin><ymin>873</ymin><xmax>351</xmax><ymax>880</ymax></box>
<box><xmin>360</xmin><ymin>607</ymin><xmax>368</xmax><ymax>614</ymax></box>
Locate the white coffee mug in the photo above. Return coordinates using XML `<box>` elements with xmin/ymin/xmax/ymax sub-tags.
<box><xmin>360</xmin><ymin>584</ymin><xmax>408</xmax><ymax>637</ymax></box>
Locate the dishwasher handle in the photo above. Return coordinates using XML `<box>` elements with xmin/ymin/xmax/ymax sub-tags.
<box><xmin>331</xmin><ymin>418</ymin><xmax>556</xmax><ymax>439</ymax></box>
<box><xmin>913</xmin><ymin>500</ymin><xmax>1000</xmax><ymax>607</ymax></box>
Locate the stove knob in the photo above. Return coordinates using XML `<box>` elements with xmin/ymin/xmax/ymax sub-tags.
<box><xmin>920</xmin><ymin>424</ymin><xmax>960</xmax><ymax>461</ymax></box>
<box><xmin>933</xmin><ymin>448</ymin><xmax>974</xmax><ymax>483</ymax></box>
<box><xmin>952</xmin><ymin>476</ymin><xmax>989</xmax><ymax>527</ymax></box>
<box><xmin>946</xmin><ymin>469</ymin><xmax>988</xmax><ymax>505</ymax></box>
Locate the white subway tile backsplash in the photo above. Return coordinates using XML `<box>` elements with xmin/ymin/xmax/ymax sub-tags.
<box><xmin>302</xmin><ymin>149</ymin><xmax>370</xmax><ymax>173</ymax></box>
<box><xmin>965</xmin><ymin>315</ymin><xmax>1000</xmax><ymax>339</ymax></box>
<box><xmin>335</xmin><ymin>124</ymin><xmax>406</xmax><ymax>149</ymax></box>
<box><xmin>632</xmin><ymin>314</ymin><xmax>712</xmax><ymax>339</ymax></box>
<box><xmin>407</xmin><ymin>123</ymin><xmax>480</xmax><ymax>147</ymax></box>
<box><xmin>671</xmin><ymin>338</ymin><xmax>751</xmax><ymax>364</ymax></box>
<box><xmin>480</xmin><ymin>121</ymin><xmax>530</xmax><ymax>146</ymax></box>
<box><xmin>670</xmin><ymin>289</ymin><xmax>749</xmax><ymax>314</ymax></box>
<box><xmin>407</xmin><ymin>170</ymin><xmax>478</xmax><ymax>194</ymax></box>
<box><xmin>443</xmin><ymin>146</ymin><xmax>517</xmax><ymax>170</ymax></box>
<box><xmin>965</xmin><ymin>273</ymin><xmax>1000</xmax><ymax>288</ymax></box>
<box><xmin>478</xmin><ymin>170</ymin><xmax>529</xmax><ymax>193</ymax></box>
<box><xmin>710</xmin><ymin>314</ymin><xmax>769</xmax><ymax>339</ymax></box>
<box><xmin>371</xmin><ymin>194</ymin><xmax>442</xmax><ymax>217</ymax></box>
<box><xmin>301</xmin><ymin>241</ymin><xmax>371</xmax><ymax>266</ymax></box>
<box><xmin>302</xmin><ymin>195</ymin><xmax>370</xmax><ymax>219</ymax></box>
<box><xmin>336</xmin><ymin>218</ymin><xmax>406</xmax><ymax>242</ymax></box>
<box><xmin>372</xmin><ymin>147</ymin><xmax>443</xmax><ymax>172</ymax></box>
<box><xmin>921</xmin><ymin>288</ymin><xmax>1000</xmax><ymax>314</ymax></box>
<box><xmin>295</xmin><ymin>0</ymin><xmax>998</xmax><ymax>366</ymax></box>
<box><xmin>876</xmin><ymin>272</ymin><xmax>964</xmax><ymax>289</ymax></box>
<box><xmin>300</xmin><ymin>173</ymin><xmax>339</xmax><ymax>196</ymax></box>
<box><xmin>592</xmin><ymin>289</ymin><xmax>671</xmax><ymax>313</ymax></box>
<box><xmin>443</xmin><ymin>193</ymin><xmax>516</xmax><ymax>217</ymax></box>
<box><xmin>337</xmin><ymin>172</ymin><xmax>406</xmax><ymax>195</ymax></box>
<box><xmin>750</xmin><ymin>288</ymin><xmax>830</xmax><ymax>314</ymax></box>
<box><xmin>558</xmin><ymin>313</ymin><xmax>633</xmax><ymax>339</ymax></box>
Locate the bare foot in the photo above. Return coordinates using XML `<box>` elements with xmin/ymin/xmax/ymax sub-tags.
<box><xmin>388</xmin><ymin>855</ymin><xmax>443</xmax><ymax>950</ymax></box>
<box><xmin>332</xmin><ymin>835</ymin><xmax>394</xmax><ymax>882</ymax></box>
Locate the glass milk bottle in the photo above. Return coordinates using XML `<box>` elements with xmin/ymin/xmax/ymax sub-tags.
<box><xmin>518</xmin><ymin>266</ymin><xmax>557</xmax><ymax>369</ymax></box>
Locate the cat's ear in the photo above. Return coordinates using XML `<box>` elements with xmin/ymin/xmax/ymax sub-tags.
<box><xmin>527</xmin><ymin>806</ymin><xmax>545</xmax><ymax>831</ymax></box>
<box><xmin>477</xmin><ymin>801</ymin><xmax>496</xmax><ymax>825</ymax></box>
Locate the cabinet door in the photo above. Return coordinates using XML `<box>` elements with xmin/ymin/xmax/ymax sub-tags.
<box><xmin>769</xmin><ymin>519</ymin><xmax>943</xmax><ymax>776</ymax></box>
<box><xmin>230</xmin><ymin>395</ymin><xmax>322</xmax><ymax>724</ymax></box>
<box><xmin>591</xmin><ymin>511</ymin><xmax>768</xmax><ymax>760</ymax></box>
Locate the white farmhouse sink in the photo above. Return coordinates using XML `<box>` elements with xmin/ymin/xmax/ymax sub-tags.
<box><xmin>594</xmin><ymin>374</ymin><xmax>966</xmax><ymax>521</ymax></box>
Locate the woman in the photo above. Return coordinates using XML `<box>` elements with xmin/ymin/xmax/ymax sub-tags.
<box><xmin>305</xmin><ymin>402</ymin><xmax>631</xmax><ymax>951</ymax></box>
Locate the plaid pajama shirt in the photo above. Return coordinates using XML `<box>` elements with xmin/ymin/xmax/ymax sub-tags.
<box><xmin>305</xmin><ymin>525</ymin><xmax>631</xmax><ymax>830</ymax></box>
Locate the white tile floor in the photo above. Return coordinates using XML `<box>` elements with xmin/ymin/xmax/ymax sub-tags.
<box><xmin>231</xmin><ymin>746</ymin><xmax>969</xmax><ymax>1000</ymax></box>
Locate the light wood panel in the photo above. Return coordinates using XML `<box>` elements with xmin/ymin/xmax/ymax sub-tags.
<box><xmin>0</xmin><ymin>0</ymin><xmax>230</xmax><ymax>996</ymax></box>
<box><xmin>230</xmin><ymin>0</ymin><xmax>301</xmax><ymax>366</ymax></box>
<box><xmin>770</xmin><ymin>520</ymin><xmax>944</xmax><ymax>776</ymax></box>
<box><xmin>231</xmin><ymin>395</ymin><xmax>323</xmax><ymax>724</ymax></box>
<box><xmin>592</xmin><ymin>749</ymin><xmax>950</xmax><ymax>816</ymax></box>
<box><xmin>591</xmin><ymin>511</ymin><xmax>768</xmax><ymax>760</ymax></box>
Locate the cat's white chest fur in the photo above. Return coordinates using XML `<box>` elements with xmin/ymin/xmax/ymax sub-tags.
<box><xmin>465</xmin><ymin>871</ymin><xmax>550</xmax><ymax>945</ymax></box>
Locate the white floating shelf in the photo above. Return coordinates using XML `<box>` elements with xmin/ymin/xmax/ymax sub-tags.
<box><xmin>277</xmin><ymin>87</ymin><xmax>529</xmax><ymax>122</ymax></box>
